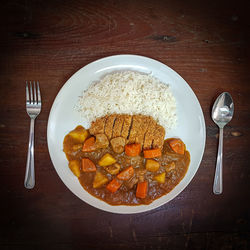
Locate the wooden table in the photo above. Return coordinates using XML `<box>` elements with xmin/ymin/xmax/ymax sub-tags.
<box><xmin>1</xmin><ymin>0</ymin><xmax>249</xmax><ymax>249</ymax></box>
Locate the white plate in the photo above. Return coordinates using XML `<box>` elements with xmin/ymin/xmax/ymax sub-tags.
<box><xmin>47</xmin><ymin>54</ymin><xmax>206</xmax><ymax>214</ymax></box>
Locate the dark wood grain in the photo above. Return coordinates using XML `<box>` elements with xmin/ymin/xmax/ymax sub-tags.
<box><xmin>0</xmin><ymin>0</ymin><xmax>250</xmax><ymax>249</ymax></box>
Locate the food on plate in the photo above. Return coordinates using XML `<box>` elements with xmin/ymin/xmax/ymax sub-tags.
<box><xmin>68</xmin><ymin>160</ymin><xmax>81</xmax><ymax>177</ymax></box>
<box><xmin>93</xmin><ymin>171</ymin><xmax>108</xmax><ymax>188</ymax></box>
<box><xmin>110</xmin><ymin>137</ymin><xmax>126</xmax><ymax>154</ymax></box>
<box><xmin>62</xmin><ymin>71</ymin><xmax>189</xmax><ymax>205</ymax></box>
<box><xmin>63</xmin><ymin>114</ymin><xmax>190</xmax><ymax>206</ymax></box>
<box><xmin>154</xmin><ymin>172</ymin><xmax>166</xmax><ymax>184</ymax></box>
<box><xmin>125</xmin><ymin>143</ymin><xmax>141</xmax><ymax>156</ymax></box>
<box><xmin>106</xmin><ymin>178</ymin><xmax>123</xmax><ymax>193</ymax></box>
<box><xmin>90</xmin><ymin>114</ymin><xmax>165</xmax><ymax>149</ymax></box>
<box><xmin>145</xmin><ymin>159</ymin><xmax>160</xmax><ymax>172</ymax></box>
<box><xmin>98</xmin><ymin>153</ymin><xmax>116</xmax><ymax>167</ymax></box>
<box><xmin>104</xmin><ymin>163</ymin><xmax>121</xmax><ymax>175</ymax></box>
<box><xmin>94</xmin><ymin>133</ymin><xmax>109</xmax><ymax>149</ymax></box>
<box><xmin>136</xmin><ymin>181</ymin><xmax>148</xmax><ymax>199</ymax></box>
<box><xmin>82</xmin><ymin>137</ymin><xmax>96</xmax><ymax>152</ymax></box>
<box><xmin>68</xmin><ymin>126</ymin><xmax>89</xmax><ymax>142</ymax></box>
<box><xmin>81</xmin><ymin>158</ymin><xmax>96</xmax><ymax>172</ymax></box>
<box><xmin>143</xmin><ymin>148</ymin><xmax>162</xmax><ymax>158</ymax></box>
<box><xmin>117</xmin><ymin>166</ymin><xmax>134</xmax><ymax>180</ymax></box>
<box><xmin>168</xmin><ymin>138</ymin><xmax>185</xmax><ymax>154</ymax></box>
<box><xmin>76</xmin><ymin>71</ymin><xmax>177</xmax><ymax>133</ymax></box>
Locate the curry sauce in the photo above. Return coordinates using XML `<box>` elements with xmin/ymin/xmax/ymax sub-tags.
<box><xmin>63</xmin><ymin>123</ymin><xmax>190</xmax><ymax>206</ymax></box>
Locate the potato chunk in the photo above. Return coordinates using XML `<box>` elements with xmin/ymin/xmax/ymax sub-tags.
<box><xmin>68</xmin><ymin>126</ymin><xmax>89</xmax><ymax>143</ymax></box>
<box><xmin>145</xmin><ymin>159</ymin><xmax>160</xmax><ymax>172</ymax></box>
<box><xmin>104</xmin><ymin>163</ymin><xmax>121</xmax><ymax>175</ymax></box>
<box><xmin>69</xmin><ymin>160</ymin><xmax>81</xmax><ymax>177</ymax></box>
<box><xmin>93</xmin><ymin>171</ymin><xmax>109</xmax><ymax>188</ymax></box>
<box><xmin>154</xmin><ymin>172</ymin><xmax>166</xmax><ymax>184</ymax></box>
<box><xmin>98</xmin><ymin>153</ymin><xmax>116</xmax><ymax>167</ymax></box>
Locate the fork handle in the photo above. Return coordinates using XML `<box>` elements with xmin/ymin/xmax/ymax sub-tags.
<box><xmin>24</xmin><ymin>118</ymin><xmax>35</xmax><ymax>189</ymax></box>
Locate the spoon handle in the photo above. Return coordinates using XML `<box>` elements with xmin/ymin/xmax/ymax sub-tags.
<box><xmin>213</xmin><ymin>127</ymin><xmax>223</xmax><ymax>194</ymax></box>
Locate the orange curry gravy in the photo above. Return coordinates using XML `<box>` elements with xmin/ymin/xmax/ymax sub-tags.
<box><xmin>63</xmin><ymin>126</ymin><xmax>190</xmax><ymax>205</ymax></box>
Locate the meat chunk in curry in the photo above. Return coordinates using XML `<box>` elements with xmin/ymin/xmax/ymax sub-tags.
<box><xmin>95</xmin><ymin>133</ymin><xmax>109</xmax><ymax>149</ymax></box>
<box><xmin>110</xmin><ymin>136</ymin><xmax>126</xmax><ymax>154</ymax></box>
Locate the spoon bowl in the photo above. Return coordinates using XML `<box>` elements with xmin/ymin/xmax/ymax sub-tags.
<box><xmin>212</xmin><ymin>92</ymin><xmax>234</xmax><ymax>128</ymax></box>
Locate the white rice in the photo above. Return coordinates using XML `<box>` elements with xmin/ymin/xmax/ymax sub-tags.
<box><xmin>76</xmin><ymin>71</ymin><xmax>177</xmax><ymax>132</ymax></box>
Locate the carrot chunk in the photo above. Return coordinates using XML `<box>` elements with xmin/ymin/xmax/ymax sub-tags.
<box><xmin>106</xmin><ymin>178</ymin><xmax>122</xmax><ymax>193</ymax></box>
<box><xmin>117</xmin><ymin>166</ymin><xmax>134</xmax><ymax>180</ymax></box>
<box><xmin>143</xmin><ymin>148</ymin><xmax>162</xmax><ymax>158</ymax></box>
<box><xmin>81</xmin><ymin>158</ymin><xmax>96</xmax><ymax>172</ymax></box>
<box><xmin>82</xmin><ymin>137</ymin><xmax>96</xmax><ymax>152</ymax></box>
<box><xmin>136</xmin><ymin>181</ymin><xmax>148</xmax><ymax>198</ymax></box>
<box><xmin>125</xmin><ymin>143</ymin><xmax>141</xmax><ymax>156</ymax></box>
<box><xmin>169</xmin><ymin>139</ymin><xmax>185</xmax><ymax>154</ymax></box>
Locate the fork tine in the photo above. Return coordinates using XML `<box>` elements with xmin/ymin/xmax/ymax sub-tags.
<box><xmin>37</xmin><ymin>81</ymin><xmax>41</xmax><ymax>103</ymax></box>
<box><xmin>33</xmin><ymin>81</ymin><xmax>37</xmax><ymax>103</ymax></box>
<box><xmin>30</xmin><ymin>81</ymin><xmax>33</xmax><ymax>104</ymax></box>
<box><xmin>26</xmin><ymin>81</ymin><xmax>30</xmax><ymax>103</ymax></box>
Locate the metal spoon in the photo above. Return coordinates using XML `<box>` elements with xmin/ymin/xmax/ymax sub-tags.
<box><xmin>212</xmin><ymin>92</ymin><xmax>234</xmax><ymax>194</ymax></box>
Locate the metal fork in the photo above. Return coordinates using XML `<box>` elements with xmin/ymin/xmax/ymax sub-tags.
<box><xmin>25</xmin><ymin>81</ymin><xmax>42</xmax><ymax>189</ymax></box>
